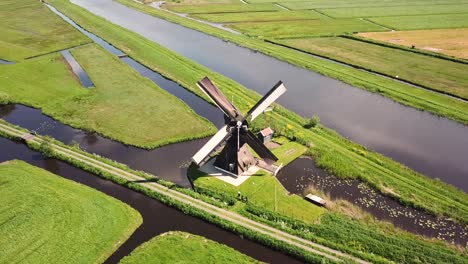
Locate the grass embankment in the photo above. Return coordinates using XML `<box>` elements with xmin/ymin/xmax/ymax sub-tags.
<box><xmin>120</xmin><ymin>231</ymin><xmax>262</xmax><ymax>263</ymax></box>
<box><xmin>0</xmin><ymin>160</ymin><xmax>141</xmax><ymax>263</ymax></box>
<box><xmin>359</xmin><ymin>28</ymin><xmax>468</xmax><ymax>60</ymax></box>
<box><xmin>52</xmin><ymin>0</ymin><xmax>468</xmax><ymax>224</ymax></box>
<box><xmin>277</xmin><ymin>37</ymin><xmax>468</xmax><ymax>99</ymax></box>
<box><xmin>0</xmin><ymin>0</ymin><xmax>90</xmax><ymax>61</ymax></box>
<box><xmin>118</xmin><ymin>0</ymin><xmax>468</xmax><ymax>125</ymax></box>
<box><xmin>368</xmin><ymin>13</ymin><xmax>468</xmax><ymax>30</ymax></box>
<box><xmin>228</xmin><ymin>18</ymin><xmax>386</xmax><ymax>38</ymax></box>
<box><xmin>0</xmin><ymin>44</ymin><xmax>215</xmax><ymax>148</ymax></box>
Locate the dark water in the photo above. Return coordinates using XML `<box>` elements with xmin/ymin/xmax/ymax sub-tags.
<box><xmin>0</xmin><ymin>104</ymin><xmax>208</xmax><ymax>188</ymax></box>
<box><xmin>0</xmin><ymin>137</ymin><xmax>302</xmax><ymax>264</ymax></box>
<box><xmin>69</xmin><ymin>0</ymin><xmax>468</xmax><ymax>191</ymax></box>
<box><xmin>278</xmin><ymin>158</ymin><xmax>468</xmax><ymax>245</ymax></box>
<box><xmin>61</xmin><ymin>49</ymin><xmax>94</xmax><ymax>88</ymax></box>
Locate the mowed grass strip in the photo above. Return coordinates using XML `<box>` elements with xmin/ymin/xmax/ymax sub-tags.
<box><xmin>0</xmin><ymin>44</ymin><xmax>216</xmax><ymax>148</ymax></box>
<box><xmin>229</xmin><ymin>18</ymin><xmax>386</xmax><ymax>38</ymax></box>
<box><xmin>0</xmin><ymin>160</ymin><xmax>141</xmax><ymax>263</ymax></box>
<box><xmin>120</xmin><ymin>231</ymin><xmax>262</xmax><ymax>264</ymax></box>
<box><xmin>165</xmin><ymin>3</ymin><xmax>281</xmax><ymax>14</ymax></box>
<box><xmin>368</xmin><ymin>13</ymin><xmax>468</xmax><ymax>30</ymax></box>
<box><xmin>279</xmin><ymin>37</ymin><xmax>468</xmax><ymax>99</ymax></box>
<box><xmin>191</xmin><ymin>169</ymin><xmax>325</xmax><ymax>223</ymax></box>
<box><xmin>278</xmin><ymin>0</ymin><xmax>468</xmax><ymax>10</ymax></box>
<box><xmin>0</xmin><ymin>0</ymin><xmax>90</xmax><ymax>61</ymax></box>
<box><xmin>359</xmin><ymin>28</ymin><xmax>468</xmax><ymax>59</ymax></box>
<box><xmin>191</xmin><ymin>10</ymin><xmax>322</xmax><ymax>23</ymax></box>
<box><xmin>318</xmin><ymin>4</ymin><xmax>468</xmax><ymax>18</ymax></box>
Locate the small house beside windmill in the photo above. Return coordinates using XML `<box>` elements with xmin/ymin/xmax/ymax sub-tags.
<box><xmin>258</xmin><ymin>127</ymin><xmax>274</xmax><ymax>143</ymax></box>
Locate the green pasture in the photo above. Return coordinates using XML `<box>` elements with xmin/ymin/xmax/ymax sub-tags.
<box><xmin>279</xmin><ymin>37</ymin><xmax>468</xmax><ymax>99</ymax></box>
<box><xmin>165</xmin><ymin>3</ymin><xmax>281</xmax><ymax>14</ymax></box>
<box><xmin>229</xmin><ymin>18</ymin><xmax>386</xmax><ymax>38</ymax></box>
<box><xmin>0</xmin><ymin>160</ymin><xmax>141</xmax><ymax>263</ymax></box>
<box><xmin>0</xmin><ymin>0</ymin><xmax>90</xmax><ymax>61</ymax></box>
<box><xmin>278</xmin><ymin>0</ymin><xmax>468</xmax><ymax>10</ymax></box>
<box><xmin>191</xmin><ymin>10</ymin><xmax>322</xmax><ymax>23</ymax></box>
<box><xmin>0</xmin><ymin>44</ymin><xmax>215</xmax><ymax>148</ymax></box>
<box><xmin>319</xmin><ymin>4</ymin><xmax>468</xmax><ymax>18</ymax></box>
<box><xmin>120</xmin><ymin>231</ymin><xmax>261</xmax><ymax>263</ymax></box>
<box><xmin>369</xmin><ymin>13</ymin><xmax>468</xmax><ymax>30</ymax></box>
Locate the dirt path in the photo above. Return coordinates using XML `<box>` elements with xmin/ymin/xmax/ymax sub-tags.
<box><xmin>0</xmin><ymin>122</ymin><xmax>370</xmax><ymax>264</ymax></box>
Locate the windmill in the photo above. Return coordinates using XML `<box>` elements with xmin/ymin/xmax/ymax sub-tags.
<box><xmin>192</xmin><ymin>77</ymin><xmax>287</xmax><ymax>176</ymax></box>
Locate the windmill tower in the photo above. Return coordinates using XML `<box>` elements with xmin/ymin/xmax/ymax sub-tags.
<box><xmin>192</xmin><ymin>77</ymin><xmax>287</xmax><ymax>176</ymax></box>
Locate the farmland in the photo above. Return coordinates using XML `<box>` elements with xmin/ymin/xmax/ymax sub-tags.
<box><xmin>228</xmin><ymin>18</ymin><xmax>386</xmax><ymax>38</ymax></box>
<box><xmin>0</xmin><ymin>0</ymin><xmax>90</xmax><ymax>61</ymax></box>
<box><xmin>191</xmin><ymin>10</ymin><xmax>322</xmax><ymax>23</ymax></box>
<box><xmin>0</xmin><ymin>44</ymin><xmax>215</xmax><ymax>148</ymax></box>
<box><xmin>166</xmin><ymin>3</ymin><xmax>281</xmax><ymax>14</ymax></box>
<box><xmin>120</xmin><ymin>231</ymin><xmax>261</xmax><ymax>263</ymax></box>
<box><xmin>359</xmin><ymin>28</ymin><xmax>468</xmax><ymax>59</ymax></box>
<box><xmin>368</xmin><ymin>13</ymin><xmax>468</xmax><ymax>30</ymax></box>
<box><xmin>0</xmin><ymin>160</ymin><xmax>141</xmax><ymax>263</ymax></box>
<box><xmin>277</xmin><ymin>37</ymin><xmax>468</xmax><ymax>99</ymax></box>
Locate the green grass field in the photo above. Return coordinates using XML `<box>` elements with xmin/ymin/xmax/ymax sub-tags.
<box><xmin>0</xmin><ymin>160</ymin><xmax>141</xmax><ymax>263</ymax></box>
<box><xmin>191</xmin><ymin>10</ymin><xmax>322</xmax><ymax>23</ymax></box>
<box><xmin>0</xmin><ymin>0</ymin><xmax>90</xmax><ymax>61</ymax></box>
<box><xmin>229</xmin><ymin>18</ymin><xmax>386</xmax><ymax>38</ymax></box>
<box><xmin>0</xmin><ymin>44</ymin><xmax>216</xmax><ymax>148</ymax></box>
<box><xmin>120</xmin><ymin>231</ymin><xmax>261</xmax><ymax>263</ymax></box>
<box><xmin>368</xmin><ymin>13</ymin><xmax>468</xmax><ymax>30</ymax></box>
<box><xmin>318</xmin><ymin>4</ymin><xmax>468</xmax><ymax>18</ymax></box>
<box><xmin>59</xmin><ymin>0</ymin><xmax>468</xmax><ymax>225</ymax></box>
<box><xmin>279</xmin><ymin>37</ymin><xmax>468</xmax><ymax>99</ymax></box>
<box><xmin>166</xmin><ymin>3</ymin><xmax>281</xmax><ymax>14</ymax></box>
<box><xmin>191</xmin><ymin>168</ymin><xmax>325</xmax><ymax>223</ymax></box>
<box><xmin>279</xmin><ymin>0</ymin><xmax>468</xmax><ymax>10</ymax></box>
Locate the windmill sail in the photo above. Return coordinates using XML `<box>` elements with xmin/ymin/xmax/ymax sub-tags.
<box><xmin>192</xmin><ymin>125</ymin><xmax>231</xmax><ymax>165</ymax></box>
<box><xmin>245</xmin><ymin>81</ymin><xmax>286</xmax><ymax>122</ymax></box>
<box><xmin>242</xmin><ymin>130</ymin><xmax>277</xmax><ymax>164</ymax></box>
<box><xmin>197</xmin><ymin>77</ymin><xmax>243</xmax><ymax>121</ymax></box>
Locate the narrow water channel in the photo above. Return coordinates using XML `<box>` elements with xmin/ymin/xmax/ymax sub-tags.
<box><xmin>69</xmin><ymin>0</ymin><xmax>468</xmax><ymax>190</ymax></box>
<box><xmin>277</xmin><ymin>158</ymin><xmax>468</xmax><ymax>245</ymax></box>
<box><xmin>0</xmin><ymin>137</ymin><xmax>302</xmax><ymax>263</ymax></box>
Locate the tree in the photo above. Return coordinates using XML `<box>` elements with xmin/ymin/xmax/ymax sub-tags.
<box><xmin>305</xmin><ymin>115</ymin><xmax>320</xmax><ymax>129</ymax></box>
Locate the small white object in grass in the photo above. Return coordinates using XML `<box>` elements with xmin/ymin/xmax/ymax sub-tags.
<box><xmin>396</xmin><ymin>75</ymin><xmax>399</xmax><ymax>78</ymax></box>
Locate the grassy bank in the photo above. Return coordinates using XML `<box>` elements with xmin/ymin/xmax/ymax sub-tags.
<box><xmin>117</xmin><ymin>0</ymin><xmax>468</xmax><ymax>125</ymax></box>
<box><xmin>0</xmin><ymin>0</ymin><xmax>90</xmax><ymax>61</ymax></box>
<box><xmin>277</xmin><ymin>36</ymin><xmax>468</xmax><ymax>100</ymax></box>
<box><xmin>0</xmin><ymin>160</ymin><xmax>141</xmax><ymax>263</ymax></box>
<box><xmin>50</xmin><ymin>0</ymin><xmax>468</xmax><ymax>225</ymax></box>
<box><xmin>120</xmin><ymin>231</ymin><xmax>262</xmax><ymax>263</ymax></box>
<box><xmin>0</xmin><ymin>44</ymin><xmax>215</xmax><ymax>148</ymax></box>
